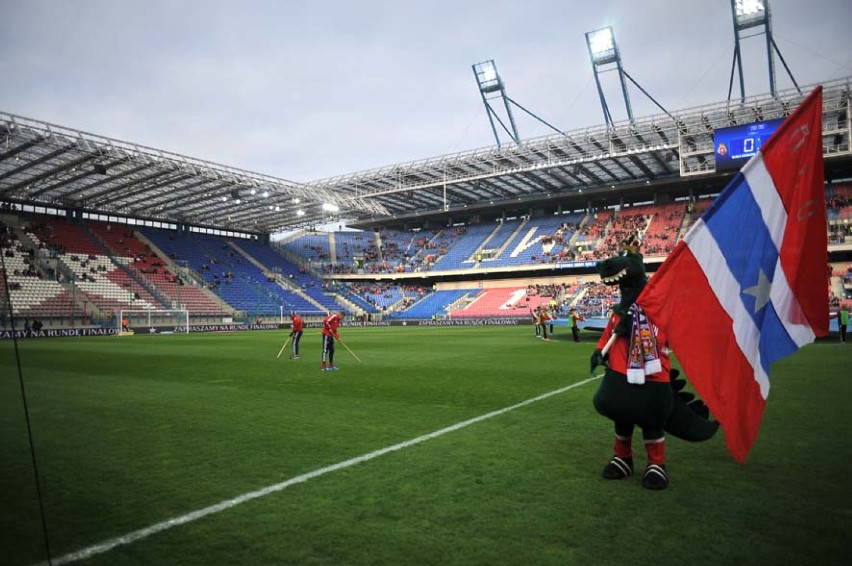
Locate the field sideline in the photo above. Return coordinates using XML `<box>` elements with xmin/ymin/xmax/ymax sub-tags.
<box><xmin>1</xmin><ymin>327</ymin><xmax>849</xmax><ymax>565</ymax></box>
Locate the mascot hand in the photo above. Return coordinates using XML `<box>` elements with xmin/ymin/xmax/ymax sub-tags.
<box><xmin>590</xmin><ymin>349</ymin><xmax>607</xmax><ymax>373</ymax></box>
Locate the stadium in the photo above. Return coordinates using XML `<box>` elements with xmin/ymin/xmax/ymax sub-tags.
<box><xmin>2</xmin><ymin>1</ymin><xmax>851</xmax><ymax>565</ymax></box>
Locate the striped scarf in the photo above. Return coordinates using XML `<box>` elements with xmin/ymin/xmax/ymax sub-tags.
<box><xmin>626</xmin><ymin>303</ymin><xmax>661</xmax><ymax>384</ymax></box>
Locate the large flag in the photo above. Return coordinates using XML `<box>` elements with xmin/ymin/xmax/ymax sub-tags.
<box><xmin>637</xmin><ymin>86</ymin><xmax>828</xmax><ymax>463</ymax></box>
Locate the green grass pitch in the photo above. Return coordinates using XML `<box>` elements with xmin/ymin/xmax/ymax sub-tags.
<box><xmin>1</xmin><ymin>326</ymin><xmax>849</xmax><ymax>565</ymax></box>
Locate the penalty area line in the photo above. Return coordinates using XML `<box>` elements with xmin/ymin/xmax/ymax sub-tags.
<box><xmin>38</xmin><ymin>375</ymin><xmax>601</xmax><ymax>566</ymax></box>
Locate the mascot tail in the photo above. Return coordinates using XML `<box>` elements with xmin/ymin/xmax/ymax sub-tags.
<box><xmin>664</xmin><ymin>369</ymin><xmax>719</xmax><ymax>441</ymax></box>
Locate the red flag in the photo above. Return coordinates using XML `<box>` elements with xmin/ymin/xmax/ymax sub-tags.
<box><xmin>637</xmin><ymin>86</ymin><xmax>827</xmax><ymax>463</ymax></box>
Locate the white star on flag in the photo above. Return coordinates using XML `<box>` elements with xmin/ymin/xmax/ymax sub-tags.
<box><xmin>743</xmin><ymin>269</ymin><xmax>773</xmax><ymax>313</ymax></box>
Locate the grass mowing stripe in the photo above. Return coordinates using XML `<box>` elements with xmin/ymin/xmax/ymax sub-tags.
<box><xmin>38</xmin><ymin>375</ymin><xmax>601</xmax><ymax>566</ymax></box>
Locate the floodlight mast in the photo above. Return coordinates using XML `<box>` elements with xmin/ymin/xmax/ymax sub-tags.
<box><xmin>584</xmin><ymin>26</ymin><xmax>674</xmax><ymax>127</ymax></box>
<box><xmin>471</xmin><ymin>59</ymin><xmax>566</xmax><ymax>146</ymax></box>
<box><xmin>585</xmin><ymin>27</ymin><xmax>633</xmax><ymax>126</ymax></box>
<box><xmin>728</xmin><ymin>0</ymin><xmax>801</xmax><ymax>104</ymax></box>
<box><xmin>472</xmin><ymin>60</ymin><xmax>521</xmax><ymax>147</ymax></box>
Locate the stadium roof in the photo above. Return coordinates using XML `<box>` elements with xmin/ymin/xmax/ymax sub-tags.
<box><xmin>1</xmin><ymin>78</ymin><xmax>849</xmax><ymax>233</ymax></box>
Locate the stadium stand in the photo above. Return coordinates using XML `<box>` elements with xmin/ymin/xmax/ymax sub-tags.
<box><xmin>399</xmin><ymin>289</ymin><xmax>473</xmax><ymax>319</ymax></box>
<box><xmin>279</xmin><ymin>232</ymin><xmax>332</xmax><ymax>271</ymax></box>
<box><xmin>140</xmin><ymin>229</ymin><xmax>309</xmax><ymax>316</ymax></box>
<box><xmin>414</xmin><ymin>227</ymin><xmax>468</xmax><ymax>272</ymax></box>
<box><xmin>573</xmin><ymin>210</ymin><xmax>612</xmax><ymax>260</ymax></box>
<box><xmin>498</xmin><ymin>213</ymin><xmax>584</xmax><ymax>267</ymax></box>
<box><xmin>430</xmin><ymin>223</ymin><xmax>495</xmax><ymax>271</ymax></box>
<box><xmin>481</xmin><ymin>218</ymin><xmax>524</xmax><ymax>254</ymax></box>
<box><xmin>573</xmin><ymin>281</ymin><xmax>619</xmax><ymax>318</ymax></box>
<box><xmin>88</xmin><ymin>221</ymin><xmax>225</xmax><ymax>315</ymax></box>
<box><xmin>599</xmin><ymin>206</ymin><xmax>652</xmax><ymax>258</ymax></box>
<box><xmin>0</xmin><ymin>242</ymin><xmax>79</xmax><ymax>320</ymax></box>
<box><xmin>24</xmin><ymin>217</ymin><xmax>163</xmax><ymax>314</ymax></box>
<box><xmin>637</xmin><ymin>203</ymin><xmax>686</xmax><ymax>257</ymax></box>
<box><xmin>332</xmin><ymin>231</ymin><xmax>377</xmax><ymax>272</ymax></box>
<box><xmin>232</xmin><ymin>238</ymin><xmax>342</xmax><ymax>314</ymax></box>
<box><xmin>335</xmin><ymin>282</ymin><xmax>381</xmax><ymax>314</ymax></box>
<box><xmin>374</xmin><ymin>228</ymin><xmax>439</xmax><ymax>273</ymax></box>
<box><xmin>448</xmin><ymin>286</ymin><xmax>546</xmax><ymax>318</ymax></box>
<box><xmin>2</xmin><ymin>180</ymin><xmax>850</xmax><ymax>326</ymax></box>
<box><xmin>828</xmin><ymin>184</ymin><xmax>852</xmax><ymax>245</ymax></box>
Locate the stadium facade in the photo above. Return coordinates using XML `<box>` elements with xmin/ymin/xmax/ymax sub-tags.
<box><xmin>1</xmin><ymin>78</ymin><xmax>851</xmax><ymax>330</ymax></box>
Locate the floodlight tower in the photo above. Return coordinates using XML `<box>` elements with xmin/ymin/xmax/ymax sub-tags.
<box><xmin>728</xmin><ymin>0</ymin><xmax>801</xmax><ymax>103</ymax></box>
<box><xmin>586</xmin><ymin>27</ymin><xmax>633</xmax><ymax>126</ymax></box>
<box><xmin>472</xmin><ymin>60</ymin><xmax>521</xmax><ymax>147</ymax></box>
<box><xmin>585</xmin><ymin>26</ymin><xmax>674</xmax><ymax>126</ymax></box>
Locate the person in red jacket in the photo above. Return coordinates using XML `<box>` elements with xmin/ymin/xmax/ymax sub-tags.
<box><xmin>538</xmin><ymin>307</ymin><xmax>551</xmax><ymax>341</ymax></box>
<box><xmin>321</xmin><ymin>311</ymin><xmax>345</xmax><ymax>371</ymax></box>
<box><xmin>569</xmin><ymin>308</ymin><xmax>585</xmax><ymax>343</ymax></box>
<box><xmin>289</xmin><ymin>312</ymin><xmax>304</xmax><ymax>359</ymax></box>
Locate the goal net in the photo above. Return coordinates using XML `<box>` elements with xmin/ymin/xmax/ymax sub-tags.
<box><xmin>118</xmin><ymin>309</ymin><xmax>190</xmax><ymax>334</ymax></box>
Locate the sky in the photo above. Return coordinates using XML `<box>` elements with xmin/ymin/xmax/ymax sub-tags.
<box><xmin>1</xmin><ymin>0</ymin><xmax>851</xmax><ymax>184</ymax></box>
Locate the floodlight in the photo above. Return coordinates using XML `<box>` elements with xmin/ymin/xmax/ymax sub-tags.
<box><xmin>588</xmin><ymin>28</ymin><xmax>614</xmax><ymax>56</ymax></box>
<box><xmin>296</xmin><ymin>209</ymin><xmax>305</xmax><ymax>217</ymax></box>
<box><xmin>473</xmin><ymin>60</ymin><xmax>502</xmax><ymax>94</ymax></box>
<box><xmin>480</xmin><ymin>61</ymin><xmax>497</xmax><ymax>83</ymax></box>
<box><xmin>734</xmin><ymin>0</ymin><xmax>768</xmax><ymax>29</ymax></box>
<box><xmin>322</xmin><ymin>203</ymin><xmax>339</xmax><ymax>212</ymax></box>
<box><xmin>735</xmin><ymin>0</ymin><xmax>765</xmax><ymax>18</ymax></box>
<box><xmin>262</xmin><ymin>190</ymin><xmax>269</xmax><ymax>198</ymax></box>
<box><xmin>586</xmin><ymin>27</ymin><xmax>617</xmax><ymax>65</ymax></box>
<box><xmin>275</xmin><ymin>205</ymin><xmax>280</xmax><ymax>212</ymax></box>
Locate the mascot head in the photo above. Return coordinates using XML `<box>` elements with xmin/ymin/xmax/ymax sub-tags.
<box><xmin>597</xmin><ymin>234</ymin><xmax>647</xmax><ymax>317</ymax></box>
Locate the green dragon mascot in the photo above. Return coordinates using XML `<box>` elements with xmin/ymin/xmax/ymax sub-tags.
<box><xmin>591</xmin><ymin>237</ymin><xmax>718</xmax><ymax>490</ymax></box>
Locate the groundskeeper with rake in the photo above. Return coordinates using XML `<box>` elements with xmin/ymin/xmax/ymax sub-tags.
<box><xmin>289</xmin><ymin>311</ymin><xmax>304</xmax><ymax>359</ymax></box>
<box><xmin>321</xmin><ymin>311</ymin><xmax>345</xmax><ymax>371</ymax></box>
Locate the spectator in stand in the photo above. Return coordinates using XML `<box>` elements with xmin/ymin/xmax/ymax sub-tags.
<box><xmin>290</xmin><ymin>312</ymin><xmax>304</xmax><ymax>359</ymax></box>
<box><xmin>321</xmin><ymin>311</ymin><xmax>345</xmax><ymax>371</ymax></box>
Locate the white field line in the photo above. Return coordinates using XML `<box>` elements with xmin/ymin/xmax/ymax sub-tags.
<box><xmin>38</xmin><ymin>375</ymin><xmax>601</xmax><ymax>566</ymax></box>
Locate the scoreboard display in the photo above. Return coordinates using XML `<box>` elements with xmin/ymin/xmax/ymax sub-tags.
<box><xmin>713</xmin><ymin>119</ymin><xmax>783</xmax><ymax>172</ymax></box>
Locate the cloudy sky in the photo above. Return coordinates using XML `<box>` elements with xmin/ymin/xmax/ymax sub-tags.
<box><xmin>2</xmin><ymin>0</ymin><xmax>850</xmax><ymax>183</ymax></box>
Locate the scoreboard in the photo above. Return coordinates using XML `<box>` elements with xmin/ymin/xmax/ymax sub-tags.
<box><xmin>713</xmin><ymin>119</ymin><xmax>783</xmax><ymax>172</ymax></box>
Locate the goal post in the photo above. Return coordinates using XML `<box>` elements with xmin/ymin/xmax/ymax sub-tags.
<box><xmin>118</xmin><ymin>309</ymin><xmax>190</xmax><ymax>334</ymax></box>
